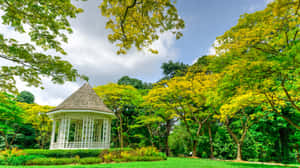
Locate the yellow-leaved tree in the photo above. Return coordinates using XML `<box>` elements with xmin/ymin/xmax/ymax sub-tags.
<box><xmin>18</xmin><ymin>103</ymin><xmax>54</xmax><ymax>149</ymax></box>
<box><xmin>215</xmin><ymin>0</ymin><xmax>300</xmax><ymax>129</ymax></box>
<box><xmin>94</xmin><ymin>83</ymin><xmax>143</xmax><ymax>148</ymax></box>
<box><xmin>145</xmin><ymin>72</ymin><xmax>218</xmax><ymax>157</ymax></box>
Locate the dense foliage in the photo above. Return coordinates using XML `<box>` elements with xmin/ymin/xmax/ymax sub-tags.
<box><xmin>0</xmin><ymin>0</ymin><xmax>299</xmax><ymax>165</ymax></box>
<box><xmin>16</xmin><ymin>91</ymin><xmax>34</xmax><ymax>104</ymax></box>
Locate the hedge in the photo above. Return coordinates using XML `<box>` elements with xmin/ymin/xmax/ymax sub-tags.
<box><xmin>24</xmin><ymin>148</ymin><xmax>132</xmax><ymax>158</ymax></box>
<box><xmin>78</xmin><ymin>157</ymin><xmax>103</xmax><ymax>164</ymax></box>
<box><xmin>25</xmin><ymin>156</ymin><xmax>164</xmax><ymax>165</ymax></box>
<box><xmin>26</xmin><ymin>158</ymin><xmax>76</xmax><ymax>165</ymax></box>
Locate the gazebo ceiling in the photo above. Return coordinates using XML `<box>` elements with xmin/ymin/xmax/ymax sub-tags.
<box><xmin>49</xmin><ymin>83</ymin><xmax>113</xmax><ymax>114</ymax></box>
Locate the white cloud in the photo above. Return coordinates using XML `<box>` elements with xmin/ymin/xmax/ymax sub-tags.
<box><xmin>265</xmin><ymin>0</ymin><xmax>274</xmax><ymax>4</ymax></box>
<box><xmin>0</xmin><ymin>0</ymin><xmax>178</xmax><ymax>106</ymax></box>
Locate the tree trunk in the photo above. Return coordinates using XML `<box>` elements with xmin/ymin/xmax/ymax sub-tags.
<box><xmin>236</xmin><ymin>143</ymin><xmax>242</xmax><ymax>161</ymax></box>
<box><xmin>165</xmin><ymin>120</ymin><xmax>172</xmax><ymax>156</ymax></box>
<box><xmin>192</xmin><ymin>140</ymin><xmax>198</xmax><ymax>157</ymax></box>
<box><xmin>1</xmin><ymin>132</ymin><xmax>9</xmax><ymax>149</ymax></box>
<box><xmin>208</xmin><ymin>122</ymin><xmax>215</xmax><ymax>159</ymax></box>
<box><xmin>147</xmin><ymin>125</ymin><xmax>154</xmax><ymax>147</ymax></box>
<box><xmin>119</xmin><ymin>116</ymin><xmax>123</xmax><ymax>148</ymax></box>
<box><xmin>296</xmin><ymin>144</ymin><xmax>300</xmax><ymax>163</ymax></box>
<box><xmin>279</xmin><ymin>128</ymin><xmax>289</xmax><ymax>163</ymax></box>
<box><xmin>226</xmin><ymin>124</ymin><xmax>243</xmax><ymax>161</ymax></box>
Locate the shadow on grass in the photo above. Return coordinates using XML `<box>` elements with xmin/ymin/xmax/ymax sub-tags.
<box><xmin>226</xmin><ymin>162</ymin><xmax>298</xmax><ymax>168</ymax></box>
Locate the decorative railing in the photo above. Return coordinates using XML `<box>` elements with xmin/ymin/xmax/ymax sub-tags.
<box><xmin>50</xmin><ymin>142</ymin><xmax>110</xmax><ymax>149</ymax></box>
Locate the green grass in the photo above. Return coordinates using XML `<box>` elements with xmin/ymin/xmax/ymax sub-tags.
<box><xmin>1</xmin><ymin>158</ymin><xmax>298</xmax><ymax>168</ymax></box>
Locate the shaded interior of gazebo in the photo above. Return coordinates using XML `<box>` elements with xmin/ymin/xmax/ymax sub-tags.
<box><xmin>47</xmin><ymin>83</ymin><xmax>115</xmax><ymax>149</ymax></box>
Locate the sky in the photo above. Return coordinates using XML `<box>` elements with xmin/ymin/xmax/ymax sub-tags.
<box><xmin>0</xmin><ymin>0</ymin><xmax>271</xmax><ymax>106</ymax></box>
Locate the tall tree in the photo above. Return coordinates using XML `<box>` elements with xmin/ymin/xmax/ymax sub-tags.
<box><xmin>143</xmin><ymin>92</ymin><xmax>177</xmax><ymax>156</ymax></box>
<box><xmin>0</xmin><ymin>92</ymin><xmax>24</xmax><ymax>149</ymax></box>
<box><xmin>18</xmin><ymin>103</ymin><xmax>53</xmax><ymax>149</ymax></box>
<box><xmin>160</xmin><ymin>60</ymin><xmax>188</xmax><ymax>80</ymax></box>
<box><xmin>118</xmin><ymin>76</ymin><xmax>152</xmax><ymax>89</ymax></box>
<box><xmin>147</xmin><ymin>72</ymin><xmax>218</xmax><ymax>157</ymax></box>
<box><xmin>16</xmin><ymin>91</ymin><xmax>34</xmax><ymax>104</ymax></box>
<box><xmin>215</xmin><ymin>0</ymin><xmax>300</xmax><ymax>129</ymax></box>
<box><xmin>94</xmin><ymin>83</ymin><xmax>142</xmax><ymax>148</ymax></box>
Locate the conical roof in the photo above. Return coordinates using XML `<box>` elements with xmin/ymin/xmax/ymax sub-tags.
<box><xmin>49</xmin><ymin>83</ymin><xmax>113</xmax><ymax>113</ymax></box>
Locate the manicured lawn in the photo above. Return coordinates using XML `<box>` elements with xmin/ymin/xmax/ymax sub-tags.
<box><xmin>1</xmin><ymin>158</ymin><xmax>298</xmax><ymax>168</ymax></box>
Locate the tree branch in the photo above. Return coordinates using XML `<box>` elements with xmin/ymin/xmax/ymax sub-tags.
<box><xmin>281</xmin><ymin>78</ymin><xmax>300</xmax><ymax>112</ymax></box>
<box><xmin>264</xmin><ymin>92</ymin><xmax>300</xmax><ymax>130</ymax></box>
<box><xmin>120</xmin><ymin>0</ymin><xmax>137</xmax><ymax>40</ymax></box>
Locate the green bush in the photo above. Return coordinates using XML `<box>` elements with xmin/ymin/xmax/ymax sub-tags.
<box><xmin>21</xmin><ymin>147</ymin><xmax>165</xmax><ymax>165</ymax></box>
<box><xmin>103</xmin><ymin>147</ymin><xmax>166</xmax><ymax>162</ymax></box>
<box><xmin>26</xmin><ymin>158</ymin><xmax>76</xmax><ymax>165</ymax></box>
<box><xmin>0</xmin><ymin>148</ymin><xmax>44</xmax><ymax>165</ymax></box>
<box><xmin>24</xmin><ymin>148</ymin><xmax>132</xmax><ymax>158</ymax></box>
<box><xmin>79</xmin><ymin>157</ymin><xmax>103</xmax><ymax>164</ymax></box>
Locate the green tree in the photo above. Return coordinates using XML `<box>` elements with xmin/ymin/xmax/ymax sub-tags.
<box><xmin>16</xmin><ymin>91</ymin><xmax>34</xmax><ymax>104</ymax></box>
<box><xmin>0</xmin><ymin>0</ymin><xmax>88</xmax><ymax>93</ymax></box>
<box><xmin>160</xmin><ymin>60</ymin><xmax>188</xmax><ymax>80</ymax></box>
<box><xmin>0</xmin><ymin>92</ymin><xmax>24</xmax><ymax>149</ymax></box>
<box><xmin>118</xmin><ymin>76</ymin><xmax>152</xmax><ymax>89</ymax></box>
<box><xmin>1</xmin><ymin>0</ymin><xmax>184</xmax><ymax>92</ymax></box>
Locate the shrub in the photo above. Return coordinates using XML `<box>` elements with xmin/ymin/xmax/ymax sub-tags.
<box><xmin>102</xmin><ymin>147</ymin><xmax>166</xmax><ymax>163</ymax></box>
<box><xmin>26</xmin><ymin>158</ymin><xmax>76</xmax><ymax>165</ymax></box>
<box><xmin>136</xmin><ymin>147</ymin><xmax>161</xmax><ymax>156</ymax></box>
<box><xmin>24</xmin><ymin>148</ymin><xmax>132</xmax><ymax>158</ymax></box>
<box><xmin>0</xmin><ymin>148</ymin><xmax>44</xmax><ymax>165</ymax></box>
<box><xmin>79</xmin><ymin>157</ymin><xmax>103</xmax><ymax>164</ymax></box>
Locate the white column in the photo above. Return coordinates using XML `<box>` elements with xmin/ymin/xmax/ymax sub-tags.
<box><xmin>98</xmin><ymin>120</ymin><xmax>102</xmax><ymax>142</ymax></box>
<box><xmin>61</xmin><ymin>118</ymin><xmax>66</xmax><ymax>148</ymax></box>
<box><xmin>107</xmin><ymin>119</ymin><xmax>111</xmax><ymax>148</ymax></box>
<box><xmin>102</xmin><ymin>119</ymin><xmax>108</xmax><ymax>148</ymax></box>
<box><xmin>50</xmin><ymin>119</ymin><xmax>56</xmax><ymax>149</ymax></box>
<box><xmin>91</xmin><ymin>119</ymin><xmax>94</xmax><ymax>148</ymax></box>
<box><xmin>81</xmin><ymin>118</ymin><xmax>85</xmax><ymax>148</ymax></box>
<box><xmin>65</xmin><ymin>118</ymin><xmax>70</xmax><ymax>148</ymax></box>
<box><xmin>85</xmin><ymin>117</ymin><xmax>88</xmax><ymax>148</ymax></box>
<box><xmin>58</xmin><ymin>118</ymin><xmax>65</xmax><ymax>149</ymax></box>
<box><xmin>87</xmin><ymin>117</ymin><xmax>91</xmax><ymax>148</ymax></box>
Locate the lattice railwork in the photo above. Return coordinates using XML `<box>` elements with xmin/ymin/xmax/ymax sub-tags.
<box><xmin>49</xmin><ymin>113</ymin><xmax>112</xmax><ymax>149</ymax></box>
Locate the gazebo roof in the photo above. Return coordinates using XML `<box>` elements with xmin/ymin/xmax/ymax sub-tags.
<box><xmin>49</xmin><ymin>83</ymin><xmax>113</xmax><ymax>114</ymax></box>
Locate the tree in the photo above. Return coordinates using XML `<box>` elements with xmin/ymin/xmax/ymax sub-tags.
<box><xmin>215</xmin><ymin>0</ymin><xmax>300</xmax><ymax>129</ymax></box>
<box><xmin>118</xmin><ymin>76</ymin><xmax>152</xmax><ymax>89</ymax></box>
<box><xmin>16</xmin><ymin>91</ymin><xmax>34</xmax><ymax>104</ymax></box>
<box><xmin>0</xmin><ymin>0</ymin><xmax>88</xmax><ymax>93</ymax></box>
<box><xmin>160</xmin><ymin>60</ymin><xmax>188</xmax><ymax>80</ymax></box>
<box><xmin>94</xmin><ymin>83</ymin><xmax>142</xmax><ymax>148</ymax></box>
<box><xmin>147</xmin><ymin>72</ymin><xmax>218</xmax><ymax>157</ymax></box>
<box><xmin>0</xmin><ymin>92</ymin><xmax>24</xmax><ymax>149</ymax></box>
<box><xmin>100</xmin><ymin>0</ymin><xmax>185</xmax><ymax>54</ymax></box>
<box><xmin>216</xmin><ymin>90</ymin><xmax>265</xmax><ymax>161</ymax></box>
<box><xmin>143</xmin><ymin>92</ymin><xmax>178</xmax><ymax>156</ymax></box>
<box><xmin>0</xmin><ymin>0</ymin><xmax>184</xmax><ymax>92</ymax></box>
<box><xmin>18</xmin><ymin>103</ymin><xmax>53</xmax><ymax>149</ymax></box>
